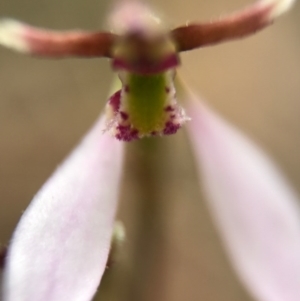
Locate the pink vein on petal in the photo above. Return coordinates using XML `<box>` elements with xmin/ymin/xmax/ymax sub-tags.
<box><xmin>3</xmin><ymin>115</ymin><xmax>124</xmax><ymax>301</ymax></box>
<box><xmin>186</xmin><ymin>94</ymin><xmax>300</xmax><ymax>301</ymax></box>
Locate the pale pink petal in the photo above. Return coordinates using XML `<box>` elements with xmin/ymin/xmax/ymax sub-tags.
<box><xmin>109</xmin><ymin>1</ymin><xmax>163</xmax><ymax>35</ymax></box>
<box><xmin>186</xmin><ymin>93</ymin><xmax>300</xmax><ymax>301</ymax></box>
<box><xmin>2</xmin><ymin>115</ymin><xmax>124</xmax><ymax>301</ymax></box>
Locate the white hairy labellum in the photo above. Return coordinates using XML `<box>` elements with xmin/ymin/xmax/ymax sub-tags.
<box><xmin>105</xmin><ymin>70</ymin><xmax>189</xmax><ymax>141</ymax></box>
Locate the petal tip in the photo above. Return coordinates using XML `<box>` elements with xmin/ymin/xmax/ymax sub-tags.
<box><xmin>0</xmin><ymin>19</ymin><xmax>30</xmax><ymax>52</ymax></box>
<box><xmin>261</xmin><ymin>0</ymin><xmax>296</xmax><ymax>19</ymax></box>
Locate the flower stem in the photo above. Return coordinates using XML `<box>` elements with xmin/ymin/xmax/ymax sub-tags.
<box><xmin>127</xmin><ymin>137</ymin><xmax>169</xmax><ymax>301</ymax></box>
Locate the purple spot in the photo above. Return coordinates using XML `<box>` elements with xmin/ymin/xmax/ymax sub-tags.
<box><xmin>170</xmin><ymin>114</ymin><xmax>176</xmax><ymax>119</ymax></box>
<box><xmin>120</xmin><ymin>111</ymin><xmax>129</xmax><ymax>120</ymax></box>
<box><xmin>165</xmin><ymin>106</ymin><xmax>174</xmax><ymax>112</ymax></box>
<box><xmin>163</xmin><ymin>121</ymin><xmax>181</xmax><ymax>135</ymax></box>
<box><xmin>165</xmin><ymin>87</ymin><xmax>170</xmax><ymax>93</ymax></box>
<box><xmin>117</xmin><ymin>125</ymin><xmax>130</xmax><ymax>132</ymax></box>
<box><xmin>116</xmin><ymin>125</ymin><xmax>139</xmax><ymax>142</ymax></box>
<box><xmin>130</xmin><ymin>129</ymin><xmax>139</xmax><ymax>138</ymax></box>
<box><xmin>151</xmin><ymin>131</ymin><xmax>157</xmax><ymax>136</ymax></box>
<box><xmin>108</xmin><ymin>90</ymin><xmax>121</xmax><ymax>113</ymax></box>
<box><xmin>125</xmin><ymin>85</ymin><xmax>130</xmax><ymax>93</ymax></box>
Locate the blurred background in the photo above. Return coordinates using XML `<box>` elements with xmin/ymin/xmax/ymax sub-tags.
<box><xmin>0</xmin><ymin>0</ymin><xmax>299</xmax><ymax>300</ymax></box>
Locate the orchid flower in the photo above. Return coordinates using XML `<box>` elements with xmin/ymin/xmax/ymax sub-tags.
<box><xmin>0</xmin><ymin>0</ymin><xmax>300</xmax><ymax>301</ymax></box>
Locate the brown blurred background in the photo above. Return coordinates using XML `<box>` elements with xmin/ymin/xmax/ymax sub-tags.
<box><xmin>0</xmin><ymin>0</ymin><xmax>299</xmax><ymax>300</ymax></box>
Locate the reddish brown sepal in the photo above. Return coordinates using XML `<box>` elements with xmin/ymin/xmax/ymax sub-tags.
<box><xmin>171</xmin><ymin>3</ymin><xmax>273</xmax><ymax>52</ymax></box>
<box><xmin>24</xmin><ymin>26</ymin><xmax>118</xmax><ymax>58</ymax></box>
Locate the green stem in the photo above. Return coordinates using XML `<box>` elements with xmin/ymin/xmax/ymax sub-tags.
<box><xmin>127</xmin><ymin>137</ymin><xmax>169</xmax><ymax>301</ymax></box>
